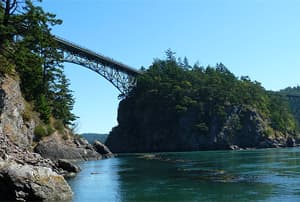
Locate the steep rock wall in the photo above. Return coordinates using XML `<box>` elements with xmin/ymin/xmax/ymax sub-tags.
<box><xmin>106</xmin><ymin>102</ymin><xmax>295</xmax><ymax>153</ymax></box>
<box><xmin>0</xmin><ymin>74</ymin><xmax>73</xmax><ymax>201</ymax></box>
<box><xmin>0</xmin><ymin>75</ymin><xmax>35</xmax><ymax>148</ymax></box>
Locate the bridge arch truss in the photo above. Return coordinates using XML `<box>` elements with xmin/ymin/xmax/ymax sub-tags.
<box><xmin>54</xmin><ymin>36</ymin><xmax>141</xmax><ymax>96</ymax></box>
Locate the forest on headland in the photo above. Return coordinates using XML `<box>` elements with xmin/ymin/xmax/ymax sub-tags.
<box><xmin>106</xmin><ymin>50</ymin><xmax>300</xmax><ymax>152</ymax></box>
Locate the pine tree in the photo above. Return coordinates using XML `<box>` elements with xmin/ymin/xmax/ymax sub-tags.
<box><xmin>36</xmin><ymin>94</ymin><xmax>51</xmax><ymax>124</ymax></box>
<box><xmin>1</xmin><ymin>0</ymin><xmax>77</xmax><ymax>125</ymax></box>
<box><xmin>52</xmin><ymin>72</ymin><xmax>77</xmax><ymax>126</ymax></box>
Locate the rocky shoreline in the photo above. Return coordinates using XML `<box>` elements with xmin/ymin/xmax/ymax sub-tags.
<box><xmin>0</xmin><ymin>74</ymin><xmax>113</xmax><ymax>201</ymax></box>
<box><xmin>0</xmin><ymin>130</ymin><xmax>113</xmax><ymax>201</ymax></box>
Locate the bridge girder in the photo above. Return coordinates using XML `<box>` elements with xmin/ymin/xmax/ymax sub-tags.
<box><xmin>54</xmin><ymin>36</ymin><xmax>141</xmax><ymax>96</ymax></box>
<box><xmin>61</xmin><ymin>49</ymin><xmax>137</xmax><ymax>96</ymax></box>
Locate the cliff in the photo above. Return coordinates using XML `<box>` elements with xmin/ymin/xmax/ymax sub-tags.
<box><xmin>0</xmin><ymin>74</ymin><xmax>112</xmax><ymax>201</ymax></box>
<box><xmin>0</xmin><ymin>74</ymin><xmax>73</xmax><ymax>201</ymax></box>
<box><xmin>106</xmin><ymin>60</ymin><xmax>299</xmax><ymax>153</ymax></box>
<box><xmin>106</xmin><ymin>103</ymin><xmax>296</xmax><ymax>153</ymax></box>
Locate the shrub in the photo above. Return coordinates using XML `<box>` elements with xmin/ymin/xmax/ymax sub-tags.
<box><xmin>34</xmin><ymin>125</ymin><xmax>48</xmax><ymax>141</ymax></box>
<box><xmin>34</xmin><ymin>124</ymin><xmax>56</xmax><ymax>141</ymax></box>
<box><xmin>53</xmin><ymin>119</ymin><xmax>64</xmax><ymax>133</ymax></box>
<box><xmin>22</xmin><ymin>110</ymin><xmax>31</xmax><ymax>122</ymax></box>
<box><xmin>46</xmin><ymin>124</ymin><xmax>55</xmax><ymax>135</ymax></box>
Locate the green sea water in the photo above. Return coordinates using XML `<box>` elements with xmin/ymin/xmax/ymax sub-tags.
<box><xmin>67</xmin><ymin>148</ymin><xmax>300</xmax><ymax>202</ymax></box>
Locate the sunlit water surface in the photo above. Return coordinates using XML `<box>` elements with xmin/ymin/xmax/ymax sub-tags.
<box><xmin>67</xmin><ymin>148</ymin><xmax>300</xmax><ymax>201</ymax></box>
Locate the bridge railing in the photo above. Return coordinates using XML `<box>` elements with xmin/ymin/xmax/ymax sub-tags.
<box><xmin>54</xmin><ymin>35</ymin><xmax>141</xmax><ymax>76</ymax></box>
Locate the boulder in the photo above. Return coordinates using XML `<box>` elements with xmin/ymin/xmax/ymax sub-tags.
<box><xmin>57</xmin><ymin>159</ymin><xmax>80</xmax><ymax>173</ymax></box>
<box><xmin>34</xmin><ymin>138</ymin><xmax>101</xmax><ymax>161</ymax></box>
<box><xmin>93</xmin><ymin>140</ymin><xmax>113</xmax><ymax>156</ymax></box>
<box><xmin>0</xmin><ymin>162</ymin><xmax>73</xmax><ymax>201</ymax></box>
<box><xmin>74</xmin><ymin>137</ymin><xmax>89</xmax><ymax>146</ymax></box>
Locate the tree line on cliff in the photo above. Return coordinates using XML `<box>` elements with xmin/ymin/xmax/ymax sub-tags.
<box><xmin>132</xmin><ymin>50</ymin><xmax>298</xmax><ymax>135</ymax></box>
<box><xmin>0</xmin><ymin>0</ymin><xmax>76</xmax><ymax>128</ymax></box>
<box><xmin>279</xmin><ymin>86</ymin><xmax>300</xmax><ymax>127</ymax></box>
<box><xmin>106</xmin><ymin>50</ymin><xmax>299</xmax><ymax>152</ymax></box>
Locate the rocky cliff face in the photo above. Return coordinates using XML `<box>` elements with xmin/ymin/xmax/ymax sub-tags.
<box><xmin>0</xmin><ymin>72</ymin><xmax>114</xmax><ymax>200</ymax></box>
<box><xmin>0</xmin><ymin>75</ymin><xmax>35</xmax><ymax>148</ymax></box>
<box><xmin>0</xmin><ymin>74</ymin><xmax>73</xmax><ymax>201</ymax></box>
<box><xmin>106</xmin><ymin>102</ymin><xmax>296</xmax><ymax>153</ymax></box>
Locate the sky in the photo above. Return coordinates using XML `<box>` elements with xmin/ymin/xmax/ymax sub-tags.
<box><xmin>41</xmin><ymin>0</ymin><xmax>300</xmax><ymax>134</ymax></box>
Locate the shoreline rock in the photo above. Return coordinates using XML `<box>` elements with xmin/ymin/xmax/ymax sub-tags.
<box><xmin>0</xmin><ymin>73</ymin><xmax>115</xmax><ymax>201</ymax></box>
<box><xmin>0</xmin><ymin>162</ymin><xmax>73</xmax><ymax>201</ymax></box>
<box><xmin>34</xmin><ymin>136</ymin><xmax>102</xmax><ymax>162</ymax></box>
<box><xmin>0</xmin><ymin>75</ymin><xmax>69</xmax><ymax>200</ymax></box>
<box><xmin>93</xmin><ymin>140</ymin><xmax>114</xmax><ymax>158</ymax></box>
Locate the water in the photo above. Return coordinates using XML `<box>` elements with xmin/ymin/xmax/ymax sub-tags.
<box><xmin>67</xmin><ymin>148</ymin><xmax>300</xmax><ymax>201</ymax></box>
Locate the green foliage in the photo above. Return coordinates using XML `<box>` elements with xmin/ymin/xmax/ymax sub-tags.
<box><xmin>125</xmin><ymin>53</ymin><xmax>298</xmax><ymax>138</ymax></box>
<box><xmin>34</xmin><ymin>123</ymin><xmax>55</xmax><ymax>141</ymax></box>
<box><xmin>46</xmin><ymin>124</ymin><xmax>55</xmax><ymax>135</ymax></box>
<box><xmin>34</xmin><ymin>125</ymin><xmax>48</xmax><ymax>141</ymax></box>
<box><xmin>0</xmin><ymin>54</ymin><xmax>14</xmax><ymax>74</ymax></box>
<box><xmin>35</xmin><ymin>94</ymin><xmax>51</xmax><ymax>123</ymax></box>
<box><xmin>194</xmin><ymin>123</ymin><xmax>209</xmax><ymax>134</ymax></box>
<box><xmin>34</xmin><ymin>125</ymin><xmax>47</xmax><ymax>139</ymax></box>
<box><xmin>51</xmin><ymin>73</ymin><xmax>77</xmax><ymax>125</ymax></box>
<box><xmin>53</xmin><ymin>119</ymin><xmax>64</xmax><ymax>133</ymax></box>
<box><xmin>0</xmin><ymin>0</ymin><xmax>76</xmax><ymax>127</ymax></box>
<box><xmin>279</xmin><ymin>86</ymin><xmax>300</xmax><ymax>128</ymax></box>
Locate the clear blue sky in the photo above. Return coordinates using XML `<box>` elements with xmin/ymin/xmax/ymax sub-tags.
<box><xmin>41</xmin><ymin>0</ymin><xmax>300</xmax><ymax>134</ymax></box>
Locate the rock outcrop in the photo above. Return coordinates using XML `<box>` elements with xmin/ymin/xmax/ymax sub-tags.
<box><xmin>0</xmin><ymin>74</ymin><xmax>73</xmax><ymax>201</ymax></box>
<box><xmin>57</xmin><ymin>159</ymin><xmax>81</xmax><ymax>173</ymax></box>
<box><xmin>93</xmin><ymin>140</ymin><xmax>113</xmax><ymax>157</ymax></box>
<box><xmin>106</xmin><ymin>103</ymin><xmax>297</xmax><ymax>153</ymax></box>
<box><xmin>0</xmin><ymin>75</ymin><xmax>35</xmax><ymax>148</ymax></box>
<box><xmin>34</xmin><ymin>134</ymin><xmax>103</xmax><ymax>161</ymax></box>
<box><xmin>0</xmin><ymin>162</ymin><xmax>73</xmax><ymax>201</ymax></box>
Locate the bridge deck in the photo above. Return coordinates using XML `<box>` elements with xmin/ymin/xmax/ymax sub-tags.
<box><xmin>54</xmin><ymin>36</ymin><xmax>141</xmax><ymax>76</ymax></box>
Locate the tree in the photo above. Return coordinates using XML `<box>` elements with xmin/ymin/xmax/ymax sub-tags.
<box><xmin>36</xmin><ymin>94</ymin><xmax>51</xmax><ymax>123</ymax></box>
<box><xmin>0</xmin><ymin>0</ymin><xmax>18</xmax><ymax>50</ymax></box>
<box><xmin>52</xmin><ymin>72</ymin><xmax>77</xmax><ymax>126</ymax></box>
<box><xmin>183</xmin><ymin>57</ymin><xmax>190</xmax><ymax>69</ymax></box>
<box><xmin>165</xmin><ymin>48</ymin><xmax>176</xmax><ymax>62</ymax></box>
<box><xmin>0</xmin><ymin>0</ymin><xmax>76</xmax><ymax>126</ymax></box>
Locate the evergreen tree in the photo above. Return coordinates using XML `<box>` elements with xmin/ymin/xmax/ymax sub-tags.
<box><xmin>0</xmin><ymin>0</ymin><xmax>76</xmax><ymax>126</ymax></box>
<box><xmin>36</xmin><ymin>94</ymin><xmax>51</xmax><ymax>124</ymax></box>
<box><xmin>183</xmin><ymin>57</ymin><xmax>190</xmax><ymax>69</ymax></box>
<box><xmin>165</xmin><ymin>49</ymin><xmax>176</xmax><ymax>62</ymax></box>
<box><xmin>52</xmin><ymin>72</ymin><xmax>77</xmax><ymax>125</ymax></box>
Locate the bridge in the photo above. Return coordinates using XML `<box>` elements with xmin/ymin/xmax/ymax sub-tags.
<box><xmin>54</xmin><ymin>36</ymin><xmax>142</xmax><ymax>95</ymax></box>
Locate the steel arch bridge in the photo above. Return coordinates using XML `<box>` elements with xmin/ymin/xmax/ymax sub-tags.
<box><xmin>54</xmin><ymin>36</ymin><xmax>141</xmax><ymax>96</ymax></box>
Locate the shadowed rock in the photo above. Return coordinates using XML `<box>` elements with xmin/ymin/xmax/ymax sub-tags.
<box><xmin>34</xmin><ymin>138</ymin><xmax>102</xmax><ymax>161</ymax></box>
<box><xmin>57</xmin><ymin>159</ymin><xmax>80</xmax><ymax>173</ymax></box>
<box><xmin>0</xmin><ymin>162</ymin><xmax>73</xmax><ymax>201</ymax></box>
<box><xmin>93</xmin><ymin>140</ymin><xmax>113</xmax><ymax>157</ymax></box>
